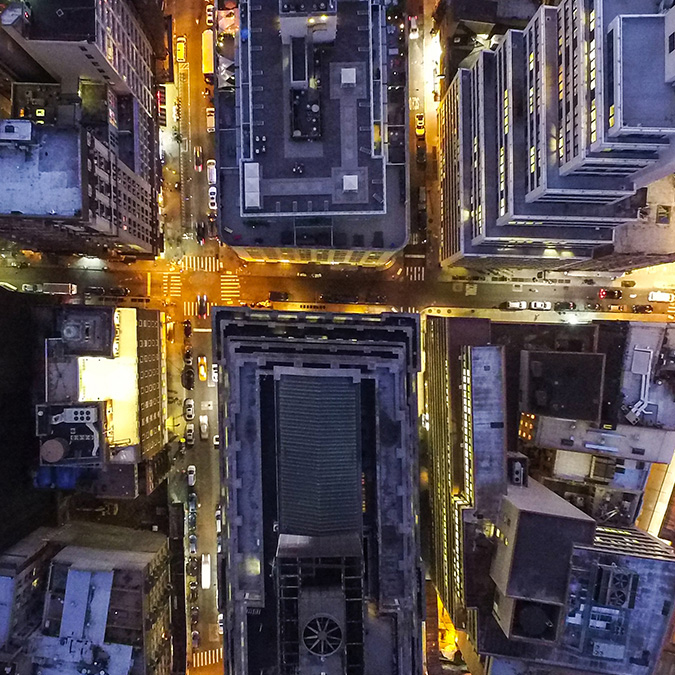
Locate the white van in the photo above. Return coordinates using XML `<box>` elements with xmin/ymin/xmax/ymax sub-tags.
<box><xmin>201</xmin><ymin>553</ymin><xmax>211</xmax><ymax>589</ymax></box>
<box><xmin>206</xmin><ymin>159</ymin><xmax>217</xmax><ymax>185</ymax></box>
<box><xmin>648</xmin><ymin>291</ymin><xmax>675</xmax><ymax>303</ymax></box>
<box><xmin>206</xmin><ymin>107</ymin><xmax>215</xmax><ymax>133</ymax></box>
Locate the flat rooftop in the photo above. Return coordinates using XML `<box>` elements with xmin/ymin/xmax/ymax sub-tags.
<box><xmin>0</xmin><ymin>124</ymin><xmax>83</xmax><ymax>217</ymax></box>
<box><xmin>220</xmin><ymin>0</ymin><xmax>407</xmax><ymax>250</ymax></box>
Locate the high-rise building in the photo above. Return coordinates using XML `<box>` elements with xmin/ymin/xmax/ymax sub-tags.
<box><xmin>438</xmin><ymin>0</ymin><xmax>675</xmax><ymax>269</ymax></box>
<box><xmin>218</xmin><ymin>2</ymin><xmax>409</xmax><ymax>267</ymax></box>
<box><xmin>35</xmin><ymin>306</ymin><xmax>168</xmax><ymax>498</ymax></box>
<box><xmin>424</xmin><ymin>316</ymin><xmax>675</xmax><ymax>675</ymax></box>
<box><xmin>0</xmin><ymin>0</ymin><xmax>161</xmax><ymax>256</ymax></box>
<box><xmin>213</xmin><ymin>308</ymin><xmax>423</xmax><ymax>674</ymax></box>
<box><xmin>0</xmin><ymin>522</ymin><xmax>171</xmax><ymax>675</ymax></box>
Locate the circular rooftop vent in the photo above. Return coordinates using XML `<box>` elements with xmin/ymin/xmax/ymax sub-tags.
<box><xmin>302</xmin><ymin>615</ymin><xmax>342</xmax><ymax>657</ymax></box>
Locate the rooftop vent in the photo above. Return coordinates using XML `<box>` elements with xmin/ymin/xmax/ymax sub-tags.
<box><xmin>342</xmin><ymin>175</ymin><xmax>358</xmax><ymax>192</ymax></box>
<box><xmin>340</xmin><ymin>67</ymin><xmax>356</xmax><ymax>87</ymax></box>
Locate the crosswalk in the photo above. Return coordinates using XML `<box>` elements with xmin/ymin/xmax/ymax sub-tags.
<box><xmin>184</xmin><ymin>300</ymin><xmax>214</xmax><ymax>317</ymax></box>
<box><xmin>220</xmin><ymin>272</ymin><xmax>241</xmax><ymax>305</ymax></box>
<box><xmin>162</xmin><ymin>273</ymin><xmax>182</xmax><ymax>298</ymax></box>
<box><xmin>182</xmin><ymin>255</ymin><xmax>223</xmax><ymax>272</ymax></box>
<box><xmin>191</xmin><ymin>647</ymin><xmax>223</xmax><ymax>668</ymax></box>
<box><xmin>405</xmin><ymin>265</ymin><xmax>426</xmax><ymax>282</ymax></box>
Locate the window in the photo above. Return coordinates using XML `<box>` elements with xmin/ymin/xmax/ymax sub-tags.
<box><xmin>669</xmin><ymin>32</ymin><xmax>675</xmax><ymax>53</ymax></box>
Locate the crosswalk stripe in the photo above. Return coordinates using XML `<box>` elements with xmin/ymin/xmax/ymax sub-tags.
<box><xmin>191</xmin><ymin>647</ymin><xmax>223</xmax><ymax>668</ymax></box>
<box><xmin>405</xmin><ymin>265</ymin><xmax>425</xmax><ymax>282</ymax></box>
<box><xmin>184</xmin><ymin>301</ymin><xmax>214</xmax><ymax>317</ymax></box>
<box><xmin>181</xmin><ymin>255</ymin><xmax>222</xmax><ymax>272</ymax></box>
<box><xmin>220</xmin><ymin>272</ymin><xmax>241</xmax><ymax>305</ymax></box>
<box><xmin>162</xmin><ymin>273</ymin><xmax>182</xmax><ymax>298</ymax></box>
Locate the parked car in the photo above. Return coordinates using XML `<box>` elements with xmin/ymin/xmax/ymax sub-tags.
<box><xmin>529</xmin><ymin>301</ymin><xmax>552</xmax><ymax>310</ymax></box>
<box><xmin>188</xmin><ymin>492</ymin><xmax>198</xmax><ymax>513</ymax></box>
<box><xmin>269</xmin><ymin>291</ymin><xmax>289</xmax><ymax>302</ymax></box>
<box><xmin>648</xmin><ymin>291</ymin><xmax>675</xmax><ymax>303</ymax></box>
<box><xmin>187</xmin><ymin>512</ymin><xmax>197</xmax><ymax>533</ymax></box>
<box><xmin>502</xmin><ymin>301</ymin><xmax>527</xmax><ymax>310</ymax></box>
<box><xmin>191</xmin><ymin>631</ymin><xmax>200</xmax><ymax>649</ymax></box>
<box><xmin>207</xmin><ymin>159</ymin><xmax>217</xmax><ymax>185</ymax></box>
<box><xmin>182</xmin><ymin>367</ymin><xmax>195</xmax><ymax>390</ymax></box>
<box><xmin>554</xmin><ymin>301</ymin><xmax>576</xmax><ymax>311</ymax></box>
<box><xmin>415</xmin><ymin>112</ymin><xmax>425</xmax><ymax>137</ymax></box>
<box><xmin>84</xmin><ymin>286</ymin><xmax>105</xmax><ymax>296</ymax></box>
<box><xmin>21</xmin><ymin>283</ymin><xmax>42</xmax><ymax>293</ymax></box>
<box><xmin>183</xmin><ymin>346</ymin><xmax>193</xmax><ymax>366</ymax></box>
<box><xmin>199</xmin><ymin>414</ymin><xmax>209</xmax><ymax>440</ymax></box>
<box><xmin>586</xmin><ymin>302</ymin><xmax>602</xmax><ymax>311</ymax></box>
<box><xmin>211</xmin><ymin>363</ymin><xmax>219</xmax><ymax>383</ymax></box>
<box><xmin>191</xmin><ymin>606</ymin><xmax>200</xmax><ymax>626</ymax></box>
<box><xmin>632</xmin><ymin>304</ymin><xmax>653</xmax><ymax>314</ymax></box>
<box><xmin>198</xmin><ymin>356</ymin><xmax>208</xmax><ymax>381</ymax></box>
<box><xmin>187</xmin><ymin>464</ymin><xmax>196</xmax><ymax>486</ymax></box>
<box><xmin>184</xmin><ymin>398</ymin><xmax>195</xmax><ymax>421</ymax></box>
<box><xmin>608</xmin><ymin>304</ymin><xmax>626</xmax><ymax>312</ymax></box>
<box><xmin>206</xmin><ymin>107</ymin><xmax>216</xmax><ymax>133</ymax></box>
<box><xmin>599</xmin><ymin>288</ymin><xmax>622</xmax><ymax>300</ymax></box>
<box><xmin>215</xmin><ymin>506</ymin><xmax>222</xmax><ymax>533</ymax></box>
<box><xmin>409</xmin><ymin>15</ymin><xmax>419</xmax><ymax>39</ymax></box>
<box><xmin>185</xmin><ymin>423</ymin><xmax>195</xmax><ymax>446</ymax></box>
<box><xmin>194</xmin><ymin>145</ymin><xmax>203</xmax><ymax>172</ymax></box>
<box><xmin>217</xmin><ymin>534</ymin><xmax>222</xmax><ymax>553</ymax></box>
<box><xmin>218</xmin><ymin>613</ymin><xmax>224</xmax><ymax>635</ymax></box>
<box><xmin>197</xmin><ymin>294</ymin><xmax>208</xmax><ymax>318</ymax></box>
<box><xmin>189</xmin><ymin>581</ymin><xmax>198</xmax><ymax>603</ymax></box>
<box><xmin>213</xmin><ymin>434</ymin><xmax>220</xmax><ymax>447</ymax></box>
<box><xmin>183</xmin><ymin>319</ymin><xmax>192</xmax><ymax>339</ymax></box>
<box><xmin>107</xmin><ymin>287</ymin><xmax>130</xmax><ymax>297</ymax></box>
<box><xmin>416</xmin><ymin>143</ymin><xmax>427</xmax><ymax>165</ymax></box>
<box><xmin>205</xmin><ymin>3</ymin><xmax>214</xmax><ymax>25</ymax></box>
<box><xmin>208</xmin><ymin>185</ymin><xmax>218</xmax><ymax>210</ymax></box>
<box><xmin>188</xmin><ymin>534</ymin><xmax>197</xmax><ymax>554</ymax></box>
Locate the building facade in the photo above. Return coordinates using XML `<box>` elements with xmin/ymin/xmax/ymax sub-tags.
<box><xmin>213</xmin><ymin>308</ymin><xmax>423</xmax><ymax>674</ymax></box>
<box><xmin>438</xmin><ymin>0</ymin><xmax>675</xmax><ymax>269</ymax></box>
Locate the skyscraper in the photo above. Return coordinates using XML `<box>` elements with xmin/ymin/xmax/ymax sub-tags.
<box><xmin>213</xmin><ymin>309</ymin><xmax>423</xmax><ymax>674</ymax></box>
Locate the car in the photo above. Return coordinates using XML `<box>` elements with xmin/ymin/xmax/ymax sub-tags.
<box><xmin>107</xmin><ymin>287</ymin><xmax>130</xmax><ymax>297</ymax></box>
<box><xmin>183</xmin><ymin>320</ymin><xmax>192</xmax><ymax>339</ymax></box>
<box><xmin>206</xmin><ymin>107</ymin><xmax>215</xmax><ymax>133</ymax></box>
<box><xmin>554</xmin><ymin>301</ymin><xmax>576</xmax><ymax>311</ymax></box>
<box><xmin>269</xmin><ymin>291</ymin><xmax>289</xmax><ymax>302</ymax></box>
<box><xmin>188</xmin><ymin>534</ymin><xmax>197</xmax><ymax>554</ymax></box>
<box><xmin>189</xmin><ymin>584</ymin><xmax>198</xmax><ymax>603</ymax></box>
<box><xmin>190</xmin><ymin>606</ymin><xmax>200</xmax><ymax>626</ymax></box>
<box><xmin>186</xmin><ymin>556</ymin><xmax>199</xmax><ymax>576</ymax></box>
<box><xmin>199</xmin><ymin>414</ymin><xmax>209</xmax><ymax>440</ymax></box>
<box><xmin>599</xmin><ymin>288</ymin><xmax>622</xmax><ymax>300</ymax></box>
<box><xmin>409</xmin><ymin>15</ymin><xmax>419</xmax><ymax>39</ymax></box>
<box><xmin>84</xmin><ymin>286</ymin><xmax>105</xmax><ymax>296</ymax></box>
<box><xmin>191</xmin><ymin>630</ymin><xmax>200</xmax><ymax>649</ymax></box>
<box><xmin>416</xmin><ymin>143</ymin><xmax>427</xmax><ymax>164</ymax></box>
<box><xmin>648</xmin><ymin>291</ymin><xmax>675</xmax><ymax>303</ymax></box>
<box><xmin>195</xmin><ymin>222</ymin><xmax>206</xmax><ymax>245</ymax></box>
<box><xmin>215</xmin><ymin>506</ymin><xmax>222</xmax><ymax>533</ymax></box>
<box><xmin>217</xmin><ymin>534</ymin><xmax>222</xmax><ymax>553</ymax></box>
<box><xmin>188</xmin><ymin>492</ymin><xmax>198</xmax><ymax>513</ymax></box>
<box><xmin>211</xmin><ymin>363</ymin><xmax>219</xmax><ymax>383</ymax></box>
<box><xmin>187</xmin><ymin>511</ymin><xmax>197</xmax><ymax>533</ymax></box>
<box><xmin>218</xmin><ymin>613</ymin><xmax>224</xmax><ymax>635</ymax></box>
<box><xmin>213</xmin><ymin>434</ymin><xmax>220</xmax><ymax>447</ymax></box>
<box><xmin>608</xmin><ymin>304</ymin><xmax>626</xmax><ymax>312</ymax></box>
<box><xmin>208</xmin><ymin>185</ymin><xmax>218</xmax><ymax>210</ymax></box>
<box><xmin>176</xmin><ymin>36</ymin><xmax>187</xmax><ymax>62</ymax></box>
<box><xmin>529</xmin><ymin>301</ymin><xmax>552</xmax><ymax>310</ymax></box>
<box><xmin>415</xmin><ymin>113</ymin><xmax>425</xmax><ymax>137</ymax></box>
<box><xmin>187</xmin><ymin>464</ymin><xmax>196</xmax><ymax>487</ymax></box>
<box><xmin>206</xmin><ymin>159</ymin><xmax>217</xmax><ymax>185</ymax></box>
<box><xmin>632</xmin><ymin>304</ymin><xmax>654</xmax><ymax>314</ymax></box>
<box><xmin>197</xmin><ymin>294</ymin><xmax>208</xmax><ymax>318</ymax></box>
<box><xmin>198</xmin><ymin>356</ymin><xmax>208</xmax><ymax>381</ymax></box>
<box><xmin>185</xmin><ymin>423</ymin><xmax>195</xmax><ymax>446</ymax></box>
<box><xmin>194</xmin><ymin>145</ymin><xmax>203</xmax><ymax>172</ymax></box>
<box><xmin>182</xmin><ymin>367</ymin><xmax>195</xmax><ymax>390</ymax></box>
<box><xmin>184</xmin><ymin>398</ymin><xmax>195</xmax><ymax>420</ymax></box>
<box><xmin>183</xmin><ymin>346</ymin><xmax>193</xmax><ymax>366</ymax></box>
<box><xmin>205</xmin><ymin>3</ymin><xmax>214</xmax><ymax>25</ymax></box>
<box><xmin>502</xmin><ymin>301</ymin><xmax>527</xmax><ymax>310</ymax></box>
<box><xmin>21</xmin><ymin>283</ymin><xmax>42</xmax><ymax>293</ymax></box>
<box><xmin>586</xmin><ymin>302</ymin><xmax>601</xmax><ymax>311</ymax></box>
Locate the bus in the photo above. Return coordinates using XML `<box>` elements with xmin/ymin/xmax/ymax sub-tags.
<box><xmin>202</xmin><ymin>29</ymin><xmax>214</xmax><ymax>76</ymax></box>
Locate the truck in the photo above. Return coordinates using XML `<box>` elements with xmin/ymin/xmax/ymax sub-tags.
<box><xmin>43</xmin><ymin>282</ymin><xmax>77</xmax><ymax>295</ymax></box>
<box><xmin>202</xmin><ymin>29</ymin><xmax>214</xmax><ymax>77</ymax></box>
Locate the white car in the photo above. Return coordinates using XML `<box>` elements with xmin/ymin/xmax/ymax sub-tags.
<box><xmin>199</xmin><ymin>414</ymin><xmax>209</xmax><ymax>440</ymax></box>
<box><xmin>505</xmin><ymin>301</ymin><xmax>527</xmax><ymax>310</ymax></box>
<box><xmin>211</xmin><ymin>363</ymin><xmax>219</xmax><ymax>382</ymax></box>
<box><xmin>208</xmin><ymin>186</ymin><xmax>218</xmax><ymax>210</ymax></box>
<box><xmin>206</xmin><ymin>107</ymin><xmax>215</xmax><ymax>133</ymax></box>
<box><xmin>187</xmin><ymin>464</ymin><xmax>196</xmax><ymax>487</ymax></box>
<box><xmin>529</xmin><ymin>301</ymin><xmax>552</xmax><ymax>310</ymax></box>
<box><xmin>213</xmin><ymin>434</ymin><xmax>220</xmax><ymax>447</ymax></box>
<box><xmin>648</xmin><ymin>291</ymin><xmax>675</xmax><ymax>303</ymax></box>
<box><xmin>218</xmin><ymin>612</ymin><xmax>224</xmax><ymax>635</ymax></box>
<box><xmin>185</xmin><ymin>423</ymin><xmax>195</xmax><ymax>446</ymax></box>
<box><xmin>206</xmin><ymin>159</ymin><xmax>217</xmax><ymax>185</ymax></box>
<box><xmin>409</xmin><ymin>15</ymin><xmax>419</xmax><ymax>39</ymax></box>
<box><xmin>215</xmin><ymin>506</ymin><xmax>222</xmax><ymax>533</ymax></box>
<box><xmin>205</xmin><ymin>3</ymin><xmax>214</xmax><ymax>26</ymax></box>
<box><xmin>184</xmin><ymin>398</ymin><xmax>195</xmax><ymax>421</ymax></box>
